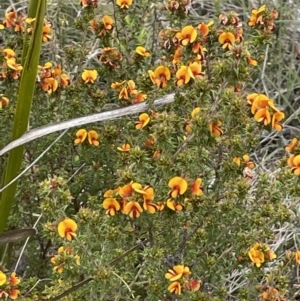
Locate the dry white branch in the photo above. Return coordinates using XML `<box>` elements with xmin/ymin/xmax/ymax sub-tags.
<box><xmin>0</xmin><ymin>93</ymin><xmax>175</xmax><ymax>156</ymax></box>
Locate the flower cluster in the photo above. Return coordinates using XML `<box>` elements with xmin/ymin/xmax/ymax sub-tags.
<box><xmin>111</xmin><ymin>80</ymin><xmax>146</xmax><ymax>104</ymax></box>
<box><xmin>26</xmin><ymin>18</ymin><xmax>52</xmax><ymax>42</ymax></box>
<box><xmin>80</xmin><ymin>0</ymin><xmax>98</xmax><ymax>8</ymax></box>
<box><xmin>233</xmin><ymin>154</ymin><xmax>255</xmax><ymax>169</ymax></box>
<box><xmin>51</xmin><ymin>246</ymin><xmax>80</xmax><ymax>273</ymax></box>
<box><xmin>248</xmin><ymin>243</ymin><xmax>276</xmax><ymax>267</ymax></box>
<box><xmin>103</xmin><ymin>182</ymin><xmax>162</xmax><ymax>218</ymax></box>
<box><xmin>74</xmin><ymin>129</ymin><xmax>100</xmax><ymax>146</ymax></box>
<box><xmin>0</xmin><ymin>271</ymin><xmax>20</xmax><ymax>300</ymax></box>
<box><xmin>1</xmin><ymin>48</ymin><xmax>23</xmax><ymax>80</ymax></box>
<box><xmin>165</xmin><ymin>265</ymin><xmax>200</xmax><ymax>295</ymax></box>
<box><xmin>285</xmin><ymin>138</ymin><xmax>300</xmax><ymax>175</ymax></box>
<box><xmin>248</xmin><ymin>5</ymin><xmax>278</xmax><ymax>31</ymax></box>
<box><xmin>247</xmin><ymin>93</ymin><xmax>284</xmax><ymax>131</ymax></box>
<box><xmin>165</xmin><ymin>0</ymin><xmax>191</xmax><ymax>14</ymax></box>
<box><xmin>2</xmin><ymin>10</ymin><xmax>26</xmax><ymax>32</ymax></box>
<box><xmin>98</xmin><ymin>47</ymin><xmax>123</xmax><ymax>69</ymax></box>
<box><xmin>38</xmin><ymin>62</ymin><xmax>70</xmax><ymax>94</ymax></box>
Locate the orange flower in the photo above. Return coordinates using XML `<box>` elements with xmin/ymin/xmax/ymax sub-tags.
<box><xmin>165</xmin><ymin>265</ymin><xmax>190</xmax><ymax>281</ymax></box>
<box><xmin>189</xmin><ymin>61</ymin><xmax>204</xmax><ymax>78</ymax></box>
<box><xmin>168</xmin><ymin>177</ymin><xmax>188</xmax><ymax>198</ymax></box>
<box><xmin>58</xmin><ymin>218</ymin><xmax>77</xmax><ymax>241</ymax></box>
<box><xmin>248</xmin><ymin>244</ymin><xmax>264</xmax><ymax>267</ymax></box>
<box><xmin>167</xmin><ymin>281</ymin><xmax>181</xmax><ymax>295</ymax></box>
<box><xmin>296</xmin><ymin>251</ymin><xmax>300</xmax><ymax>264</ymax></box>
<box><xmin>117</xmin><ymin>143</ymin><xmax>131</xmax><ymax>152</ymax></box>
<box><xmin>288</xmin><ymin>154</ymin><xmax>300</xmax><ymax>175</ymax></box>
<box><xmin>247</xmin><ymin>56</ymin><xmax>258</xmax><ymax>66</ymax></box>
<box><xmin>3</xmin><ymin>48</ymin><xmax>15</xmax><ymax>59</ymax></box>
<box><xmin>116</xmin><ymin>0</ymin><xmax>133</xmax><ymax>9</ymax></box>
<box><xmin>88</xmin><ymin>130</ymin><xmax>100</xmax><ymax>146</ymax></box>
<box><xmin>42</xmin><ymin>25</ymin><xmax>52</xmax><ymax>42</ymax></box>
<box><xmin>218</xmin><ymin>32</ymin><xmax>236</xmax><ymax>49</ymax></box>
<box><xmin>175</xmin><ymin>66</ymin><xmax>194</xmax><ymax>86</ymax></box>
<box><xmin>124</xmin><ymin>201</ymin><xmax>143</xmax><ymax>218</ymax></box>
<box><xmin>148</xmin><ymin>66</ymin><xmax>171</xmax><ymax>88</ymax></box>
<box><xmin>197</xmin><ymin>23</ymin><xmax>209</xmax><ymax>36</ymax></box>
<box><xmin>175</xmin><ymin>25</ymin><xmax>197</xmax><ymax>46</ymax></box>
<box><xmin>135</xmin><ymin>113</ymin><xmax>150</xmax><ymax>129</ymax></box>
<box><xmin>285</xmin><ymin>138</ymin><xmax>298</xmax><ymax>152</ymax></box>
<box><xmin>248</xmin><ymin>5</ymin><xmax>266</xmax><ymax>27</ymax></box>
<box><xmin>102</xmin><ymin>15</ymin><xmax>114</xmax><ymax>30</ymax></box>
<box><xmin>41</xmin><ymin>77</ymin><xmax>58</xmax><ymax>94</ymax></box>
<box><xmin>0</xmin><ymin>96</ymin><xmax>9</xmax><ymax>108</ymax></box>
<box><xmin>209</xmin><ymin>120</ymin><xmax>223</xmax><ymax>137</ymax></box>
<box><xmin>0</xmin><ymin>271</ymin><xmax>6</xmax><ymax>286</ymax></box>
<box><xmin>9</xmin><ymin>272</ymin><xmax>20</xmax><ymax>286</ymax></box>
<box><xmin>233</xmin><ymin>155</ymin><xmax>255</xmax><ymax>169</ymax></box>
<box><xmin>190</xmin><ymin>178</ymin><xmax>203</xmax><ymax>196</ymax></box>
<box><xmin>74</xmin><ymin>129</ymin><xmax>88</xmax><ymax>144</ymax></box>
<box><xmin>254</xmin><ymin>108</ymin><xmax>271</xmax><ymax>125</ymax></box>
<box><xmin>166</xmin><ymin>199</ymin><xmax>183</xmax><ymax>211</ymax></box>
<box><xmin>271</xmin><ymin>111</ymin><xmax>284</xmax><ymax>131</ymax></box>
<box><xmin>136</xmin><ymin>46</ymin><xmax>150</xmax><ymax>57</ymax></box>
<box><xmin>81</xmin><ymin>69</ymin><xmax>98</xmax><ymax>84</ymax></box>
<box><xmin>9</xmin><ymin>289</ymin><xmax>20</xmax><ymax>300</ymax></box>
<box><xmin>103</xmin><ymin>198</ymin><xmax>121</xmax><ymax>216</ymax></box>
<box><xmin>185</xmin><ymin>279</ymin><xmax>201</xmax><ymax>291</ymax></box>
<box><xmin>119</xmin><ymin>183</ymin><xmax>134</xmax><ymax>199</ymax></box>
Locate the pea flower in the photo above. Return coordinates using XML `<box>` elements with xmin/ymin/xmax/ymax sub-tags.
<box><xmin>0</xmin><ymin>271</ymin><xmax>6</xmax><ymax>286</ymax></box>
<box><xmin>218</xmin><ymin>32</ymin><xmax>236</xmax><ymax>49</ymax></box>
<box><xmin>116</xmin><ymin>0</ymin><xmax>133</xmax><ymax>9</ymax></box>
<box><xmin>117</xmin><ymin>143</ymin><xmax>131</xmax><ymax>152</ymax></box>
<box><xmin>136</xmin><ymin>46</ymin><xmax>150</xmax><ymax>57</ymax></box>
<box><xmin>124</xmin><ymin>201</ymin><xmax>143</xmax><ymax>218</ymax></box>
<box><xmin>81</xmin><ymin>69</ymin><xmax>98</xmax><ymax>84</ymax></box>
<box><xmin>58</xmin><ymin>218</ymin><xmax>77</xmax><ymax>241</ymax></box>
<box><xmin>168</xmin><ymin>177</ymin><xmax>188</xmax><ymax>198</ymax></box>
<box><xmin>288</xmin><ymin>154</ymin><xmax>300</xmax><ymax>175</ymax></box>
<box><xmin>175</xmin><ymin>25</ymin><xmax>197</xmax><ymax>45</ymax></box>
<box><xmin>175</xmin><ymin>66</ymin><xmax>194</xmax><ymax>86</ymax></box>
<box><xmin>165</xmin><ymin>265</ymin><xmax>191</xmax><ymax>281</ymax></box>
<box><xmin>135</xmin><ymin>113</ymin><xmax>150</xmax><ymax>129</ymax></box>
<box><xmin>88</xmin><ymin>130</ymin><xmax>100</xmax><ymax>146</ymax></box>
<box><xmin>74</xmin><ymin>129</ymin><xmax>88</xmax><ymax>144</ymax></box>
<box><xmin>103</xmin><ymin>198</ymin><xmax>121</xmax><ymax>216</ymax></box>
<box><xmin>148</xmin><ymin>66</ymin><xmax>171</xmax><ymax>88</ymax></box>
<box><xmin>167</xmin><ymin>281</ymin><xmax>181</xmax><ymax>295</ymax></box>
<box><xmin>285</xmin><ymin>138</ymin><xmax>298</xmax><ymax>152</ymax></box>
<box><xmin>190</xmin><ymin>178</ymin><xmax>203</xmax><ymax>196</ymax></box>
<box><xmin>209</xmin><ymin>120</ymin><xmax>223</xmax><ymax>137</ymax></box>
<box><xmin>0</xmin><ymin>96</ymin><xmax>9</xmax><ymax>109</ymax></box>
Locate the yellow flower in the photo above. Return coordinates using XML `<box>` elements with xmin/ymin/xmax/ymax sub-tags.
<box><xmin>136</xmin><ymin>46</ymin><xmax>150</xmax><ymax>57</ymax></box>
<box><xmin>209</xmin><ymin>120</ymin><xmax>223</xmax><ymax>137</ymax></box>
<box><xmin>285</xmin><ymin>138</ymin><xmax>298</xmax><ymax>152</ymax></box>
<box><xmin>0</xmin><ymin>96</ymin><xmax>9</xmax><ymax>109</ymax></box>
<box><xmin>218</xmin><ymin>32</ymin><xmax>236</xmax><ymax>49</ymax></box>
<box><xmin>58</xmin><ymin>218</ymin><xmax>77</xmax><ymax>241</ymax></box>
<box><xmin>3</xmin><ymin>48</ymin><xmax>15</xmax><ymax>59</ymax></box>
<box><xmin>148</xmin><ymin>66</ymin><xmax>171</xmax><ymax>88</ymax></box>
<box><xmin>103</xmin><ymin>198</ymin><xmax>121</xmax><ymax>216</ymax></box>
<box><xmin>102</xmin><ymin>15</ymin><xmax>114</xmax><ymax>30</ymax></box>
<box><xmin>165</xmin><ymin>265</ymin><xmax>190</xmax><ymax>281</ymax></box>
<box><xmin>0</xmin><ymin>271</ymin><xmax>6</xmax><ymax>286</ymax></box>
<box><xmin>81</xmin><ymin>69</ymin><xmax>98</xmax><ymax>84</ymax></box>
<box><xmin>288</xmin><ymin>154</ymin><xmax>300</xmax><ymax>175</ymax></box>
<box><xmin>233</xmin><ymin>155</ymin><xmax>255</xmax><ymax>169</ymax></box>
<box><xmin>41</xmin><ymin>77</ymin><xmax>58</xmax><ymax>94</ymax></box>
<box><xmin>88</xmin><ymin>130</ymin><xmax>100</xmax><ymax>146</ymax></box>
<box><xmin>167</xmin><ymin>281</ymin><xmax>181</xmax><ymax>295</ymax></box>
<box><xmin>166</xmin><ymin>199</ymin><xmax>183</xmax><ymax>211</ymax></box>
<box><xmin>168</xmin><ymin>176</ymin><xmax>188</xmax><ymax>198</ymax></box>
<box><xmin>271</xmin><ymin>111</ymin><xmax>284</xmax><ymax>131</ymax></box>
<box><xmin>175</xmin><ymin>65</ymin><xmax>194</xmax><ymax>86</ymax></box>
<box><xmin>254</xmin><ymin>108</ymin><xmax>271</xmax><ymax>126</ymax></box>
<box><xmin>124</xmin><ymin>201</ymin><xmax>143</xmax><ymax>218</ymax></box>
<box><xmin>42</xmin><ymin>25</ymin><xmax>52</xmax><ymax>42</ymax></box>
<box><xmin>74</xmin><ymin>129</ymin><xmax>87</xmax><ymax>144</ymax></box>
<box><xmin>248</xmin><ymin>246</ymin><xmax>264</xmax><ymax>267</ymax></box>
<box><xmin>116</xmin><ymin>0</ymin><xmax>133</xmax><ymax>9</ymax></box>
<box><xmin>191</xmin><ymin>107</ymin><xmax>200</xmax><ymax>118</ymax></box>
<box><xmin>117</xmin><ymin>143</ymin><xmax>131</xmax><ymax>152</ymax></box>
<box><xmin>135</xmin><ymin>113</ymin><xmax>150</xmax><ymax>129</ymax></box>
<box><xmin>296</xmin><ymin>251</ymin><xmax>300</xmax><ymax>264</ymax></box>
<box><xmin>175</xmin><ymin>25</ymin><xmax>197</xmax><ymax>46</ymax></box>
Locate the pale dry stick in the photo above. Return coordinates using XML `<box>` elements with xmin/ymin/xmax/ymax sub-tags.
<box><xmin>0</xmin><ymin>129</ymin><xmax>69</xmax><ymax>193</ymax></box>
<box><xmin>14</xmin><ymin>213</ymin><xmax>43</xmax><ymax>272</ymax></box>
<box><xmin>66</xmin><ymin>163</ymin><xmax>86</xmax><ymax>184</ymax></box>
<box><xmin>129</xmin><ymin>266</ymin><xmax>144</xmax><ymax>288</ymax></box>
<box><xmin>0</xmin><ymin>93</ymin><xmax>175</xmax><ymax>156</ymax></box>
<box><xmin>261</xmin><ymin>44</ymin><xmax>270</xmax><ymax>96</ymax></box>
<box><xmin>112</xmin><ymin>271</ymin><xmax>135</xmax><ymax>299</ymax></box>
<box><xmin>25</xmin><ymin>278</ymin><xmax>52</xmax><ymax>296</ymax></box>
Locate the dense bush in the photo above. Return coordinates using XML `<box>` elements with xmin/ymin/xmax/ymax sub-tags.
<box><xmin>0</xmin><ymin>0</ymin><xmax>300</xmax><ymax>300</ymax></box>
